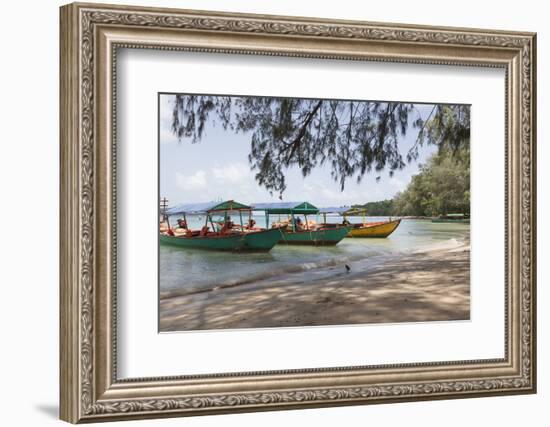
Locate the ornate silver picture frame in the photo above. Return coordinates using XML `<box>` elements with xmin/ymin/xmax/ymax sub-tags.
<box><xmin>60</xmin><ymin>2</ymin><xmax>536</xmax><ymax>423</ymax></box>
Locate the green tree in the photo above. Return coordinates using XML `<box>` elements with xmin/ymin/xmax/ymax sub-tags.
<box><xmin>392</xmin><ymin>145</ymin><xmax>470</xmax><ymax>217</ymax></box>
<box><xmin>355</xmin><ymin>199</ymin><xmax>394</xmax><ymax>216</ymax></box>
<box><xmin>171</xmin><ymin>95</ymin><xmax>470</xmax><ymax>197</ymax></box>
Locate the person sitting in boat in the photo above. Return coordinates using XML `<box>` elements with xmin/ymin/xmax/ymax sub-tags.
<box><xmin>177</xmin><ymin>218</ymin><xmax>188</xmax><ymax>229</ymax></box>
<box><xmin>342</xmin><ymin>218</ymin><xmax>351</xmax><ymax>226</ymax></box>
<box><xmin>219</xmin><ymin>217</ymin><xmax>234</xmax><ymax>234</ymax></box>
<box><xmin>226</xmin><ymin>216</ymin><xmax>234</xmax><ymax>229</ymax></box>
<box><xmin>220</xmin><ymin>218</ymin><xmax>233</xmax><ymax>235</ymax></box>
<box><xmin>200</xmin><ymin>225</ymin><xmax>209</xmax><ymax>236</ymax></box>
<box><xmin>159</xmin><ymin>217</ymin><xmax>169</xmax><ymax>233</ymax></box>
<box><xmin>294</xmin><ymin>217</ymin><xmax>304</xmax><ymax>231</ymax></box>
<box><xmin>246</xmin><ymin>218</ymin><xmax>256</xmax><ymax>230</ymax></box>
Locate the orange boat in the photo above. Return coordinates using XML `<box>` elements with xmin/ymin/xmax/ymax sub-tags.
<box><xmin>319</xmin><ymin>207</ymin><xmax>401</xmax><ymax>238</ymax></box>
<box><xmin>347</xmin><ymin>219</ymin><xmax>401</xmax><ymax>238</ymax></box>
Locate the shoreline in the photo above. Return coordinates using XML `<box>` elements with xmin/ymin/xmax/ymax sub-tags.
<box><xmin>160</xmin><ymin>235</ymin><xmax>469</xmax><ymax>300</ymax></box>
<box><xmin>159</xmin><ymin>239</ymin><xmax>470</xmax><ymax>332</ymax></box>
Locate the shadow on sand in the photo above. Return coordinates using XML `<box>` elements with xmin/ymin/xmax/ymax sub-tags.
<box><xmin>160</xmin><ymin>247</ymin><xmax>470</xmax><ymax>331</ymax></box>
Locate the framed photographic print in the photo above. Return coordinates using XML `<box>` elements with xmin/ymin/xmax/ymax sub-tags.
<box><xmin>60</xmin><ymin>2</ymin><xmax>537</xmax><ymax>423</ymax></box>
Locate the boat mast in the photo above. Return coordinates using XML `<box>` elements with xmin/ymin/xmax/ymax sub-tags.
<box><xmin>160</xmin><ymin>197</ymin><xmax>170</xmax><ymax>229</ymax></box>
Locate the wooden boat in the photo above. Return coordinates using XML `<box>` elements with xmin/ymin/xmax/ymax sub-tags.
<box><xmin>319</xmin><ymin>207</ymin><xmax>401</xmax><ymax>238</ymax></box>
<box><xmin>159</xmin><ymin>227</ymin><xmax>282</xmax><ymax>251</ymax></box>
<box><xmin>160</xmin><ymin>200</ymin><xmax>282</xmax><ymax>252</ymax></box>
<box><xmin>278</xmin><ymin>227</ymin><xmax>351</xmax><ymax>245</ymax></box>
<box><xmin>431</xmin><ymin>213</ymin><xmax>470</xmax><ymax>224</ymax></box>
<box><xmin>251</xmin><ymin>202</ymin><xmax>350</xmax><ymax>246</ymax></box>
<box><xmin>347</xmin><ymin>219</ymin><xmax>401</xmax><ymax>238</ymax></box>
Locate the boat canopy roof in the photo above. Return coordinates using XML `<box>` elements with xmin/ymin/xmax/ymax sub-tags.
<box><xmin>318</xmin><ymin>206</ymin><xmax>352</xmax><ymax>214</ymax></box>
<box><xmin>166</xmin><ymin>200</ymin><xmax>251</xmax><ymax>215</ymax></box>
<box><xmin>345</xmin><ymin>207</ymin><xmax>368</xmax><ymax>216</ymax></box>
<box><xmin>251</xmin><ymin>201</ymin><xmax>319</xmax><ymax>215</ymax></box>
<box><xmin>319</xmin><ymin>206</ymin><xmax>368</xmax><ymax>216</ymax></box>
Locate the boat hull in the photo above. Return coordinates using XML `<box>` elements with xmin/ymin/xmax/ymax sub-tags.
<box><xmin>279</xmin><ymin>226</ymin><xmax>350</xmax><ymax>245</ymax></box>
<box><xmin>243</xmin><ymin>227</ymin><xmax>285</xmax><ymax>250</ymax></box>
<box><xmin>159</xmin><ymin>227</ymin><xmax>282</xmax><ymax>252</ymax></box>
<box><xmin>347</xmin><ymin>219</ymin><xmax>401</xmax><ymax>238</ymax></box>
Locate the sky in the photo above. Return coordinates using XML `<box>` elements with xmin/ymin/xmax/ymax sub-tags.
<box><xmin>159</xmin><ymin>94</ymin><xmax>439</xmax><ymax>208</ymax></box>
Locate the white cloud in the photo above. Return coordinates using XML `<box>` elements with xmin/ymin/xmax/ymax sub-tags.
<box><xmin>171</xmin><ymin>161</ymin><xmax>400</xmax><ymax>206</ymax></box>
<box><xmin>176</xmin><ymin>170</ymin><xmax>207</xmax><ymax>190</ymax></box>
<box><xmin>282</xmin><ymin>177</ymin><xmax>389</xmax><ymax>206</ymax></box>
<box><xmin>160</xmin><ymin>127</ymin><xmax>179</xmax><ymax>145</ymax></box>
<box><xmin>159</xmin><ymin>95</ymin><xmax>177</xmax><ymax>144</ymax></box>
<box><xmin>388</xmin><ymin>176</ymin><xmax>405</xmax><ymax>190</ymax></box>
<box><xmin>320</xmin><ymin>187</ymin><xmax>363</xmax><ymax>204</ymax></box>
<box><xmin>211</xmin><ymin>162</ymin><xmax>251</xmax><ymax>184</ymax></box>
<box><xmin>174</xmin><ymin>163</ymin><xmax>265</xmax><ymax>201</ymax></box>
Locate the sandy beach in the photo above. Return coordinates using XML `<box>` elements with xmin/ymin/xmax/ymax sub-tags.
<box><xmin>159</xmin><ymin>240</ymin><xmax>470</xmax><ymax>331</ymax></box>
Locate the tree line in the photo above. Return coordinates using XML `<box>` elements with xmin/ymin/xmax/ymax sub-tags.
<box><xmin>354</xmin><ymin>145</ymin><xmax>470</xmax><ymax>217</ymax></box>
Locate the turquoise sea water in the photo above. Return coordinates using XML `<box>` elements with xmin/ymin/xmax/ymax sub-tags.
<box><xmin>159</xmin><ymin>217</ymin><xmax>470</xmax><ymax>294</ymax></box>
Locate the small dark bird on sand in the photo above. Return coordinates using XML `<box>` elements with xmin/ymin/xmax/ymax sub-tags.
<box><xmin>345</xmin><ymin>264</ymin><xmax>351</xmax><ymax>273</ymax></box>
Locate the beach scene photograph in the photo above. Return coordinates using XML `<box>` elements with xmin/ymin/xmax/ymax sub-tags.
<box><xmin>158</xmin><ymin>93</ymin><xmax>471</xmax><ymax>332</ymax></box>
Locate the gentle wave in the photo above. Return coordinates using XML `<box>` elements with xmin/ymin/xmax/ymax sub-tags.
<box><xmin>160</xmin><ymin>253</ymin><xmax>371</xmax><ymax>299</ymax></box>
<box><xmin>160</xmin><ymin>236</ymin><xmax>469</xmax><ymax>300</ymax></box>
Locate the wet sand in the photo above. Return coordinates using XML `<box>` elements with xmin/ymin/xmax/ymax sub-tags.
<box><xmin>159</xmin><ymin>242</ymin><xmax>470</xmax><ymax>331</ymax></box>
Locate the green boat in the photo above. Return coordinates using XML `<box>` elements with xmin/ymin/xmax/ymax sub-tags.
<box><xmin>431</xmin><ymin>213</ymin><xmax>470</xmax><ymax>224</ymax></box>
<box><xmin>277</xmin><ymin>227</ymin><xmax>351</xmax><ymax>245</ymax></box>
<box><xmin>160</xmin><ymin>200</ymin><xmax>282</xmax><ymax>252</ymax></box>
<box><xmin>160</xmin><ymin>227</ymin><xmax>282</xmax><ymax>251</ymax></box>
<box><xmin>251</xmin><ymin>201</ymin><xmax>350</xmax><ymax>246</ymax></box>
